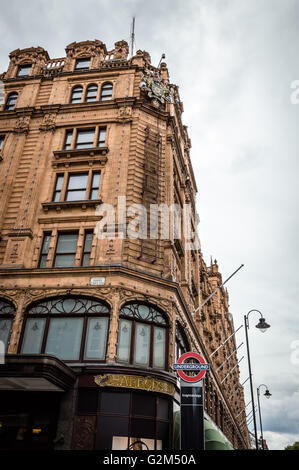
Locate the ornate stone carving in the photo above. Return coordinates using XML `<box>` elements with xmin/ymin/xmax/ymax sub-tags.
<box><xmin>72</xmin><ymin>416</ymin><xmax>96</xmax><ymax>450</ymax></box>
<box><xmin>140</xmin><ymin>69</ymin><xmax>172</xmax><ymax>108</ymax></box>
<box><xmin>39</xmin><ymin>113</ymin><xmax>56</xmax><ymax>132</ymax></box>
<box><xmin>13</xmin><ymin>115</ymin><xmax>31</xmax><ymax>134</ymax></box>
<box><xmin>113</xmin><ymin>40</ymin><xmax>129</xmax><ymax>60</ymax></box>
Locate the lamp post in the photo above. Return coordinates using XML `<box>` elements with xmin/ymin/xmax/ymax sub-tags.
<box><xmin>244</xmin><ymin>310</ymin><xmax>270</xmax><ymax>449</ymax></box>
<box><xmin>257</xmin><ymin>384</ymin><xmax>272</xmax><ymax>449</ymax></box>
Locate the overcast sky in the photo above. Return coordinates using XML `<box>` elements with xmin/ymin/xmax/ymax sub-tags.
<box><xmin>0</xmin><ymin>0</ymin><xmax>298</xmax><ymax>450</ymax></box>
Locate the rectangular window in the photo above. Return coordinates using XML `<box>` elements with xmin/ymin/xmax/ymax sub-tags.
<box><xmin>81</xmin><ymin>230</ymin><xmax>93</xmax><ymax>266</ymax></box>
<box><xmin>21</xmin><ymin>318</ymin><xmax>46</xmax><ymax>354</ymax></box>
<box><xmin>75</xmin><ymin>129</ymin><xmax>95</xmax><ymax>149</ymax></box>
<box><xmin>90</xmin><ymin>172</ymin><xmax>100</xmax><ymax>200</ymax></box>
<box><xmin>64</xmin><ymin>130</ymin><xmax>73</xmax><ymax>150</ymax></box>
<box><xmin>98</xmin><ymin>127</ymin><xmax>106</xmax><ymax>147</ymax></box>
<box><xmin>65</xmin><ymin>173</ymin><xmax>88</xmax><ymax>201</ymax></box>
<box><xmin>54</xmin><ymin>232</ymin><xmax>78</xmax><ymax>267</ymax></box>
<box><xmin>75</xmin><ymin>58</ymin><xmax>90</xmax><ymax>71</ymax></box>
<box><xmin>84</xmin><ymin>317</ymin><xmax>108</xmax><ymax>359</ymax></box>
<box><xmin>38</xmin><ymin>232</ymin><xmax>51</xmax><ymax>268</ymax></box>
<box><xmin>17</xmin><ymin>64</ymin><xmax>31</xmax><ymax>77</ymax></box>
<box><xmin>117</xmin><ymin>319</ymin><xmax>132</xmax><ymax>362</ymax></box>
<box><xmin>153</xmin><ymin>327</ymin><xmax>165</xmax><ymax>369</ymax></box>
<box><xmin>45</xmin><ymin>318</ymin><xmax>83</xmax><ymax>360</ymax></box>
<box><xmin>0</xmin><ymin>135</ymin><xmax>5</xmax><ymax>151</ymax></box>
<box><xmin>134</xmin><ymin>323</ymin><xmax>150</xmax><ymax>366</ymax></box>
<box><xmin>52</xmin><ymin>174</ymin><xmax>64</xmax><ymax>202</ymax></box>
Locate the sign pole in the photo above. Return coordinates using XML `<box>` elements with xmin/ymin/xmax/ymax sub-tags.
<box><xmin>180</xmin><ymin>379</ymin><xmax>205</xmax><ymax>450</ymax></box>
<box><xmin>173</xmin><ymin>352</ymin><xmax>210</xmax><ymax>451</ymax></box>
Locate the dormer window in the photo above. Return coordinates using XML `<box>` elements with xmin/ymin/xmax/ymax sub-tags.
<box><xmin>75</xmin><ymin>58</ymin><xmax>90</xmax><ymax>71</ymax></box>
<box><xmin>17</xmin><ymin>64</ymin><xmax>32</xmax><ymax>77</ymax></box>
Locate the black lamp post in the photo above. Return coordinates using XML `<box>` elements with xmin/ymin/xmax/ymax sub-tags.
<box><xmin>244</xmin><ymin>310</ymin><xmax>270</xmax><ymax>449</ymax></box>
<box><xmin>257</xmin><ymin>384</ymin><xmax>272</xmax><ymax>449</ymax></box>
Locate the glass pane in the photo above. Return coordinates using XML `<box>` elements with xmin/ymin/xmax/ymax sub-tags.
<box><xmin>84</xmin><ymin>317</ymin><xmax>108</xmax><ymax>359</ymax></box>
<box><xmin>117</xmin><ymin>319</ymin><xmax>132</xmax><ymax>362</ymax></box>
<box><xmin>98</xmin><ymin>129</ymin><xmax>106</xmax><ymax>146</ymax></box>
<box><xmin>21</xmin><ymin>319</ymin><xmax>45</xmax><ymax>354</ymax></box>
<box><xmin>90</xmin><ymin>189</ymin><xmax>98</xmax><ymax>200</ymax></box>
<box><xmin>53</xmin><ymin>191</ymin><xmax>61</xmax><ymax>202</ymax></box>
<box><xmin>101</xmin><ymin>392</ymin><xmax>130</xmax><ymax>415</ymax></box>
<box><xmin>157</xmin><ymin>398</ymin><xmax>169</xmax><ymax>420</ymax></box>
<box><xmin>67</xmin><ymin>173</ymin><xmax>88</xmax><ymax>190</ymax></box>
<box><xmin>92</xmin><ymin>172</ymin><xmax>100</xmax><ymax>187</ymax></box>
<box><xmin>0</xmin><ymin>136</ymin><xmax>5</xmax><ymax>150</ymax></box>
<box><xmin>75</xmin><ymin>58</ymin><xmax>90</xmax><ymax>70</ymax></box>
<box><xmin>39</xmin><ymin>254</ymin><xmax>47</xmax><ymax>268</ymax></box>
<box><xmin>45</xmin><ymin>318</ymin><xmax>83</xmax><ymax>360</ymax></box>
<box><xmin>82</xmin><ymin>253</ymin><xmax>90</xmax><ymax>267</ymax></box>
<box><xmin>56</xmin><ymin>233</ymin><xmax>78</xmax><ymax>253</ymax></box>
<box><xmin>64</xmin><ymin>131</ymin><xmax>73</xmax><ymax>149</ymax></box>
<box><xmin>0</xmin><ymin>319</ymin><xmax>12</xmax><ymax>350</ymax></box>
<box><xmin>54</xmin><ymin>254</ymin><xmax>76</xmax><ymax>267</ymax></box>
<box><xmin>132</xmin><ymin>393</ymin><xmax>155</xmax><ymax>417</ymax></box>
<box><xmin>65</xmin><ymin>189</ymin><xmax>86</xmax><ymax>201</ymax></box>
<box><xmin>77</xmin><ymin>389</ymin><xmax>99</xmax><ymax>413</ymax></box>
<box><xmin>41</xmin><ymin>234</ymin><xmax>51</xmax><ymax>254</ymax></box>
<box><xmin>17</xmin><ymin>65</ymin><xmax>31</xmax><ymax>76</ymax></box>
<box><xmin>84</xmin><ymin>232</ymin><xmax>93</xmax><ymax>252</ymax></box>
<box><xmin>76</xmin><ymin>130</ymin><xmax>95</xmax><ymax>144</ymax></box>
<box><xmin>131</xmin><ymin>418</ymin><xmax>155</xmax><ymax>439</ymax></box>
<box><xmin>134</xmin><ymin>323</ymin><xmax>150</xmax><ymax>366</ymax></box>
<box><xmin>153</xmin><ymin>327</ymin><xmax>165</xmax><ymax>369</ymax></box>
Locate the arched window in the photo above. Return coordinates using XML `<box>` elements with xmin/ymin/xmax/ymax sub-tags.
<box><xmin>20</xmin><ymin>296</ymin><xmax>110</xmax><ymax>361</ymax></box>
<box><xmin>0</xmin><ymin>299</ymin><xmax>15</xmax><ymax>351</ymax></box>
<box><xmin>100</xmin><ymin>82</ymin><xmax>113</xmax><ymax>101</ymax></box>
<box><xmin>5</xmin><ymin>92</ymin><xmax>18</xmax><ymax>111</ymax></box>
<box><xmin>117</xmin><ymin>302</ymin><xmax>168</xmax><ymax>370</ymax></box>
<box><xmin>85</xmin><ymin>84</ymin><xmax>98</xmax><ymax>102</ymax></box>
<box><xmin>70</xmin><ymin>86</ymin><xmax>83</xmax><ymax>104</ymax></box>
<box><xmin>175</xmin><ymin>322</ymin><xmax>189</xmax><ymax>362</ymax></box>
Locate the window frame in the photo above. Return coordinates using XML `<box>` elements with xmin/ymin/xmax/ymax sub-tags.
<box><xmin>100</xmin><ymin>82</ymin><xmax>113</xmax><ymax>101</ymax></box>
<box><xmin>70</xmin><ymin>85</ymin><xmax>83</xmax><ymax>104</ymax></box>
<box><xmin>4</xmin><ymin>92</ymin><xmax>18</xmax><ymax>111</ymax></box>
<box><xmin>0</xmin><ymin>135</ymin><xmax>6</xmax><ymax>152</ymax></box>
<box><xmin>19</xmin><ymin>296</ymin><xmax>110</xmax><ymax>363</ymax></box>
<box><xmin>0</xmin><ymin>299</ymin><xmax>15</xmax><ymax>352</ymax></box>
<box><xmin>117</xmin><ymin>303</ymin><xmax>168</xmax><ymax>370</ymax></box>
<box><xmin>53</xmin><ymin>231</ymin><xmax>79</xmax><ymax>268</ymax></box>
<box><xmin>51</xmin><ymin>170</ymin><xmax>101</xmax><ymax>203</ymax></box>
<box><xmin>38</xmin><ymin>232</ymin><xmax>52</xmax><ymax>268</ymax></box>
<box><xmin>62</xmin><ymin>126</ymin><xmax>107</xmax><ymax>151</ymax></box>
<box><xmin>16</xmin><ymin>64</ymin><xmax>32</xmax><ymax>77</ymax></box>
<box><xmin>85</xmin><ymin>84</ymin><xmax>98</xmax><ymax>103</ymax></box>
<box><xmin>75</xmin><ymin>58</ymin><xmax>91</xmax><ymax>71</ymax></box>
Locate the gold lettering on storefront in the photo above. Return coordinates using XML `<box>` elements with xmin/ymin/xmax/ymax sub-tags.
<box><xmin>94</xmin><ymin>374</ymin><xmax>175</xmax><ymax>397</ymax></box>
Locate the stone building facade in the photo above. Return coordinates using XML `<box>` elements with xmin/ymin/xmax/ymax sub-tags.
<box><xmin>0</xmin><ymin>39</ymin><xmax>249</xmax><ymax>450</ymax></box>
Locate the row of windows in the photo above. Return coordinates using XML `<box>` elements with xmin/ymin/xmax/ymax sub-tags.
<box><xmin>2</xmin><ymin>83</ymin><xmax>113</xmax><ymax>112</ymax></box>
<box><xmin>0</xmin><ymin>127</ymin><xmax>107</xmax><ymax>157</ymax></box>
<box><xmin>14</xmin><ymin>57</ymin><xmax>98</xmax><ymax>78</ymax></box>
<box><xmin>0</xmin><ymin>297</ymin><xmax>189</xmax><ymax>370</ymax></box>
<box><xmin>70</xmin><ymin>83</ymin><xmax>112</xmax><ymax>104</ymax></box>
<box><xmin>0</xmin><ymin>298</ymin><xmax>186</xmax><ymax>371</ymax></box>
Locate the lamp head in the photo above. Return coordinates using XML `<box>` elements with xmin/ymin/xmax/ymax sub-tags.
<box><xmin>264</xmin><ymin>389</ymin><xmax>272</xmax><ymax>399</ymax></box>
<box><xmin>255</xmin><ymin>317</ymin><xmax>270</xmax><ymax>333</ymax></box>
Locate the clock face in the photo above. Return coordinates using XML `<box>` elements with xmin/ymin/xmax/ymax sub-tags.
<box><xmin>151</xmin><ymin>82</ymin><xmax>163</xmax><ymax>96</ymax></box>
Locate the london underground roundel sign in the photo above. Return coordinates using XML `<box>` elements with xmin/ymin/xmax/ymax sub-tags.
<box><xmin>173</xmin><ymin>352</ymin><xmax>210</xmax><ymax>383</ymax></box>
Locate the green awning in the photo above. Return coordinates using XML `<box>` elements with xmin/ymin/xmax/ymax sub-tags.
<box><xmin>173</xmin><ymin>412</ymin><xmax>234</xmax><ymax>450</ymax></box>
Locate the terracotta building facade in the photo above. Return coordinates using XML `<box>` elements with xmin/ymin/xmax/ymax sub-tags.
<box><xmin>0</xmin><ymin>39</ymin><xmax>249</xmax><ymax>450</ymax></box>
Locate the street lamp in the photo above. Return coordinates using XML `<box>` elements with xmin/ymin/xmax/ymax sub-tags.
<box><xmin>257</xmin><ymin>384</ymin><xmax>272</xmax><ymax>449</ymax></box>
<box><xmin>244</xmin><ymin>310</ymin><xmax>271</xmax><ymax>450</ymax></box>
